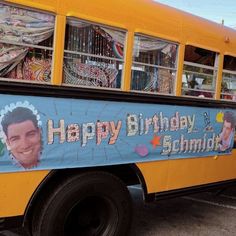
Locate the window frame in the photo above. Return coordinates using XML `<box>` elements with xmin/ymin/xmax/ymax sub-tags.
<box><xmin>0</xmin><ymin>2</ymin><xmax>55</xmax><ymax>84</ymax></box>
<box><xmin>130</xmin><ymin>33</ymin><xmax>178</xmax><ymax>95</ymax></box>
<box><xmin>221</xmin><ymin>54</ymin><xmax>236</xmax><ymax>101</ymax></box>
<box><xmin>62</xmin><ymin>17</ymin><xmax>127</xmax><ymax>90</ymax></box>
<box><xmin>181</xmin><ymin>45</ymin><xmax>219</xmax><ymax>99</ymax></box>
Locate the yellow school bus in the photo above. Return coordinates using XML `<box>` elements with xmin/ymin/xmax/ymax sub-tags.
<box><xmin>0</xmin><ymin>0</ymin><xmax>236</xmax><ymax>235</ymax></box>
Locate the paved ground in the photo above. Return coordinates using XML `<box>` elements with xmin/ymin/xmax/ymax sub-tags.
<box><xmin>130</xmin><ymin>185</ymin><xmax>236</xmax><ymax>236</ymax></box>
<box><xmin>1</xmin><ymin>185</ymin><xmax>236</xmax><ymax>236</ymax></box>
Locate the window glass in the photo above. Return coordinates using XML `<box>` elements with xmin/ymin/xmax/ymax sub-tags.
<box><xmin>221</xmin><ymin>55</ymin><xmax>236</xmax><ymax>101</ymax></box>
<box><xmin>131</xmin><ymin>35</ymin><xmax>178</xmax><ymax>94</ymax></box>
<box><xmin>182</xmin><ymin>45</ymin><xmax>218</xmax><ymax>98</ymax></box>
<box><xmin>63</xmin><ymin>19</ymin><xmax>125</xmax><ymax>89</ymax></box>
<box><xmin>0</xmin><ymin>3</ymin><xmax>54</xmax><ymax>83</ymax></box>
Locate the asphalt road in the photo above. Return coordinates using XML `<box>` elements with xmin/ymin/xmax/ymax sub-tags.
<box><xmin>1</xmin><ymin>185</ymin><xmax>236</xmax><ymax>236</ymax></box>
<box><xmin>130</xmin><ymin>185</ymin><xmax>236</xmax><ymax>236</ymax></box>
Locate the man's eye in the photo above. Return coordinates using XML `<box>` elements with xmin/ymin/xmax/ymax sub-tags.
<box><xmin>10</xmin><ymin>137</ymin><xmax>19</xmax><ymax>142</ymax></box>
<box><xmin>27</xmin><ymin>131</ymin><xmax>37</xmax><ymax>137</ymax></box>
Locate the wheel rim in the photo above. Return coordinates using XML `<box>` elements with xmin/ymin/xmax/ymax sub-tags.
<box><xmin>64</xmin><ymin>195</ymin><xmax>119</xmax><ymax>236</ymax></box>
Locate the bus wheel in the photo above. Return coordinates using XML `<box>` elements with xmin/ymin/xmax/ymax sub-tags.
<box><xmin>32</xmin><ymin>171</ymin><xmax>132</xmax><ymax>236</ymax></box>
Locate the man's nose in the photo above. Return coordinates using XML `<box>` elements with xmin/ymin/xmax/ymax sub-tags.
<box><xmin>19</xmin><ymin>137</ymin><xmax>31</xmax><ymax>149</ymax></box>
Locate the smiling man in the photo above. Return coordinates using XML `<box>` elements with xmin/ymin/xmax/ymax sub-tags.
<box><xmin>1</xmin><ymin>106</ymin><xmax>42</xmax><ymax>169</ymax></box>
<box><xmin>219</xmin><ymin>111</ymin><xmax>236</xmax><ymax>152</ymax></box>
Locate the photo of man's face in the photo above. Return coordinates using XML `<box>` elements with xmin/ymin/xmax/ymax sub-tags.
<box><xmin>0</xmin><ymin>104</ymin><xmax>42</xmax><ymax>169</ymax></box>
<box><xmin>221</xmin><ymin>120</ymin><xmax>233</xmax><ymax>141</ymax></box>
<box><xmin>6</xmin><ymin>120</ymin><xmax>41</xmax><ymax>168</ymax></box>
<box><xmin>219</xmin><ymin>111</ymin><xmax>236</xmax><ymax>152</ymax></box>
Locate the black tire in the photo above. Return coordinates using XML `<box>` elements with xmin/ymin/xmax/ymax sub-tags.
<box><xmin>32</xmin><ymin>171</ymin><xmax>132</xmax><ymax>236</ymax></box>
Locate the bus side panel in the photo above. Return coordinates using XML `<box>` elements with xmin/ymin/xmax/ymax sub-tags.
<box><xmin>167</xmin><ymin>152</ymin><xmax>236</xmax><ymax>190</ymax></box>
<box><xmin>0</xmin><ymin>171</ymin><xmax>49</xmax><ymax>217</ymax></box>
<box><xmin>136</xmin><ymin>160</ymin><xmax>170</xmax><ymax>193</ymax></box>
<box><xmin>137</xmin><ymin>151</ymin><xmax>236</xmax><ymax>194</ymax></box>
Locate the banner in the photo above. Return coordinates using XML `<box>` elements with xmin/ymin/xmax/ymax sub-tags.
<box><xmin>0</xmin><ymin>94</ymin><xmax>235</xmax><ymax>172</ymax></box>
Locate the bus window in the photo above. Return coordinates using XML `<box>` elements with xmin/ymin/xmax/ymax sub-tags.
<box><xmin>131</xmin><ymin>34</ymin><xmax>178</xmax><ymax>94</ymax></box>
<box><xmin>182</xmin><ymin>45</ymin><xmax>218</xmax><ymax>98</ymax></box>
<box><xmin>0</xmin><ymin>3</ymin><xmax>55</xmax><ymax>83</ymax></box>
<box><xmin>63</xmin><ymin>19</ymin><xmax>125</xmax><ymax>89</ymax></box>
<box><xmin>221</xmin><ymin>55</ymin><xmax>236</xmax><ymax>101</ymax></box>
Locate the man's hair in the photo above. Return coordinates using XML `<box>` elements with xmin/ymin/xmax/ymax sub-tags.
<box><xmin>1</xmin><ymin>107</ymin><xmax>38</xmax><ymax>136</ymax></box>
<box><xmin>224</xmin><ymin>111</ymin><xmax>236</xmax><ymax>128</ymax></box>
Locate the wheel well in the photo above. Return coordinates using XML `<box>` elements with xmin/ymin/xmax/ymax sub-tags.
<box><xmin>24</xmin><ymin>164</ymin><xmax>146</xmax><ymax>231</ymax></box>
